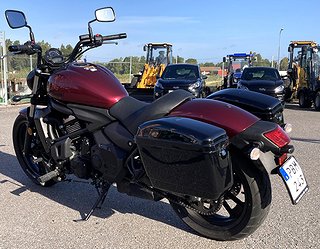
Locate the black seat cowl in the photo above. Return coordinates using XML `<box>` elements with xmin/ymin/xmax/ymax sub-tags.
<box><xmin>110</xmin><ymin>89</ymin><xmax>194</xmax><ymax>134</ymax></box>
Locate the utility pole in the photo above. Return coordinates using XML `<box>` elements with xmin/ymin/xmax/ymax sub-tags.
<box><xmin>0</xmin><ymin>31</ymin><xmax>8</xmax><ymax>105</ymax></box>
<box><xmin>277</xmin><ymin>28</ymin><xmax>284</xmax><ymax>70</ymax></box>
<box><xmin>129</xmin><ymin>56</ymin><xmax>132</xmax><ymax>83</ymax></box>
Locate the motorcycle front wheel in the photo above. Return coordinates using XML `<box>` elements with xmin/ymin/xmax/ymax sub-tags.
<box><xmin>170</xmin><ymin>154</ymin><xmax>272</xmax><ymax>241</ymax></box>
<box><xmin>12</xmin><ymin>114</ymin><xmax>56</xmax><ymax>187</ymax></box>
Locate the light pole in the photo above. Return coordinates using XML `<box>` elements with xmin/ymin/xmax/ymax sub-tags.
<box><xmin>277</xmin><ymin>28</ymin><xmax>284</xmax><ymax>70</ymax></box>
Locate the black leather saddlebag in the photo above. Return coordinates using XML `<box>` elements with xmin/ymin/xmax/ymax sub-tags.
<box><xmin>207</xmin><ymin>89</ymin><xmax>284</xmax><ymax>126</ymax></box>
<box><xmin>135</xmin><ymin>117</ymin><xmax>233</xmax><ymax>200</ymax></box>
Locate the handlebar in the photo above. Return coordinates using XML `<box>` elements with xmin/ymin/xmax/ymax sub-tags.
<box><xmin>69</xmin><ymin>32</ymin><xmax>127</xmax><ymax>62</ymax></box>
<box><xmin>8</xmin><ymin>44</ymin><xmax>30</xmax><ymax>53</ymax></box>
<box><xmin>102</xmin><ymin>33</ymin><xmax>127</xmax><ymax>41</ymax></box>
<box><xmin>8</xmin><ymin>42</ymin><xmax>40</xmax><ymax>55</ymax></box>
<box><xmin>10</xmin><ymin>32</ymin><xmax>127</xmax><ymax>66</ymax></box>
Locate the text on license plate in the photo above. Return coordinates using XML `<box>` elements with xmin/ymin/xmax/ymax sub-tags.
<box><xmin>279</xmin><ymin>156</ymin><xmax>308</xmax><ymax>204</ymax></box>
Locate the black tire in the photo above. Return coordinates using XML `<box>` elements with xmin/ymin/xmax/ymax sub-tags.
<box><xmin>299</xmin><ymin>91</ymin><xmax>312</xmax><ymax>108</ymax></box>
<box><xmin>12</xmin><ymin>115</ymin><xmax>56</xmax><ymax>187</ymax></box>
<box><xmin>284</xmin><ymin>87</ymin><xmax>293</xmax><ymax>102</ymax></box>
<box><xmin>170</xmin><ymin>152</ymin><xmax>272</xmax><ymax>241</ymax></box>
<box><xmin>314</xmin><ymin>91</ymin><xmax>320</xmax><ymax>111</ymax></box>
<box><xmin>130</xmin><ymin>76</ymin><xmax>139</xmax><ymax>88</ymax></box>
<box><xmin>204</xmin><ymin>86</ymin><xmax>211</xmax><ymax>97</ymax></box>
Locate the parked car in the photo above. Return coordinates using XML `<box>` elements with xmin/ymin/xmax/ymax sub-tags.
<box><xmin>154</xmin><ymin>63</ymin><xmax>207</xmax><ymax>99</ymax></box>
<box><xmin>237</xmin><ymin>67</ymin><xmax>285</xmax><ymax>102</ymax></box>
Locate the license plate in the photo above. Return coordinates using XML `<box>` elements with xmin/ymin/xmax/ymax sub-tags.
<box><xmin>168</xmin><ymin>90</ymin><xmax>173</xmax><ymax>93</ymax></box>
<box><xmin>279</xmin><ymin>156</ymin><xmax>308</xmax><ymax>204</ymax></box>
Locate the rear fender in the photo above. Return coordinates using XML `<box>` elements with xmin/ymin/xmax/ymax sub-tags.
<box><xmin>252</xmin><ymin>150</ymin><xmax>279</xmax><ymax>174</ymax></box>
<box><xmin>231</xmin><ymin>120</ymin><xmax>292</xmax><ymax>155</ymax></box>
<box><xmin>231</xmin><ymin>120</ymin><xmax>293</xmax><ymax>174</ymax></box>
<box><xmin>169</xmin><ymin>99</ymin><xmax>259</xmax><ymax>138</ymax></box>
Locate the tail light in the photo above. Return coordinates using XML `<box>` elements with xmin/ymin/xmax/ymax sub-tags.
<box><xmin>263</xmin><ymin>125</ymin><xmax>290</xmax><ymax>148</ymax></box>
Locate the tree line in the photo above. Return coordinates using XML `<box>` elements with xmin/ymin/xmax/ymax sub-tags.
<box><xmin>96</xmin><ymin>56</ymin><xmax>201</xmax><ymax>75</ymax></box>
<box><xmin>1</xmin><ymin>39</ymin><xmax>289</xmax><ymax>80</ymax></box>
<box><xmin>101</xmin><ymin>54</ymin><xmax>289</xmax><ymax>75</ymax></box>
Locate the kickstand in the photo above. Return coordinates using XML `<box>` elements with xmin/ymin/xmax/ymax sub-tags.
<box><xmin>74</xmin><ymin>183</ymin><xmax>110</xmax><ymax>222</ymax></box>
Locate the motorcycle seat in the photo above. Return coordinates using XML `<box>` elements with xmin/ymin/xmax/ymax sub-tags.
<box><xmin>109</xmin><ymin>89</ymin><xmax>193</xmax><ymax>134</ymax></box>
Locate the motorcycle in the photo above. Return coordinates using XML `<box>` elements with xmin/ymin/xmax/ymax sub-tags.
<box><xmin>6</xmin><ymin>8</ymin><xmax>308</xmax><ymax>241</ymax></box>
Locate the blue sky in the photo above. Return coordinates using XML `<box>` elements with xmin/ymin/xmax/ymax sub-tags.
<box><xmin>1</xmin><ymin>0</ymin><xmax>320</xmax><ymax>63</ymax></box>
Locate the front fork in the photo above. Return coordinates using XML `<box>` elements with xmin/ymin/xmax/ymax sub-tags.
<box><xmin>21</xmin><ymin>107</ymin><xmax>52</xmax><ymax>154</ymax></box>
<box><xmin>22</xmin><ymin>70</ymin><xmax>51</xmax><ymax>155</ymax></box>
<box><xmin>23</xmin><ymin>122</ymin><xmax>32</xmax><ymax>156</ymax></box>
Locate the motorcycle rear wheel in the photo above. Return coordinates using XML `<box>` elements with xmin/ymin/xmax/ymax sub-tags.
<box><xmin>12</xmin><ymin>114</ymin><xmax>56</xmax><ymax>187</ymax></box>
<box><xmin>170</xmin><ymin>154</ymin><xmax>272</xmax><ymax>241</ymax></box>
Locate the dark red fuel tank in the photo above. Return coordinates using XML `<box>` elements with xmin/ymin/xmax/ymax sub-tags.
<box><xmin>169</xmin><ymin>99</ymin><xmax>259</xmax><ymax>137</ymax></box>
<box><xmin>48</xmin><ymin>63</ymin><xmax>128</xmax><ymax>109</ymax></box>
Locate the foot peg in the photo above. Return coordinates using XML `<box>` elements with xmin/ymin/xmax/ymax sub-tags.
<box><xmin>37</xmin><ymin>169</ymin><xmax>59</xmax><ymax>185</ymax></box>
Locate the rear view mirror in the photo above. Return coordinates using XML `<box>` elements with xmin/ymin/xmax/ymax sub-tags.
<box><xmin>95</xmin><ymin>7</ymin><xmax>115</xmax><ymax>22</ymax></box>
<box><xmin>5</xmin><ymin>10</ymin><xmax>27</xmax><ymax>29</ymax></box>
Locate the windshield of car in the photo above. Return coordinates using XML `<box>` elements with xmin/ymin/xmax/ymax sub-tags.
<box><xmin>241</xmin><ymin>68</ymin><xmax>280</xmax><ymax>81</ymax></box>
<box><xmin>162</xmin><ymin>65</ymin><xmax>199</xmax><ymax>80</ymax></box>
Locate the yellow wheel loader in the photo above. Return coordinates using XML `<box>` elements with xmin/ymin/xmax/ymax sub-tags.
<box><xmin>287</xmin><ymin>41</ymin><xmax>320</xmax><ymax>110</ymax></box>
<box><xmin>126</xmin><ymin>43</ymin><xmax>172</xmax><ymax>101</ymax></box>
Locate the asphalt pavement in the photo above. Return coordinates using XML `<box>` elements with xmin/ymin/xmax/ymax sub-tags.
<box><xmin>0</xmin><ymin>103</ymin><xmax>319</xmax><ymax>249</ymax></box>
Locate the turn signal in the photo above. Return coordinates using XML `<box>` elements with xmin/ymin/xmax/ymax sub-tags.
<box><xmin>249</xmin><ymin>147</ymin><xmax>261</xmax><ymax>160</ymax></box>
<box><xmin>284</xmin><ymin>123</ymin><xmax>293</xmax><ymax>133</ymax></box>
<box><xmin>263</xmin><ymin>126</ymin><xmax>290</xmax><ymax>148</ymax></box>
<box><xmin>278</xmin><ymin>153</ymin><xmax>288</xmax><ymax>165</ymax></box>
